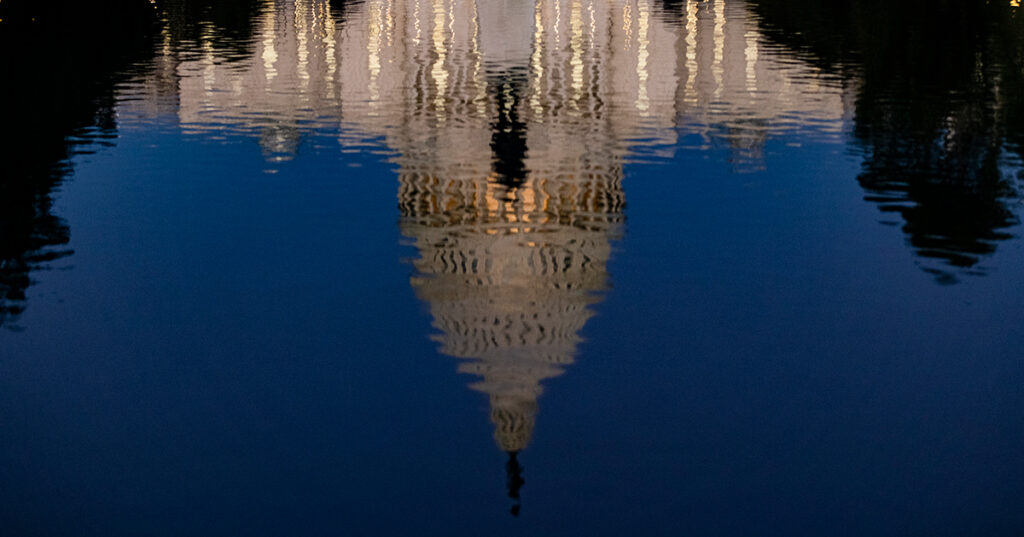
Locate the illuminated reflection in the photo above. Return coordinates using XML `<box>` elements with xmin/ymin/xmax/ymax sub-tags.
<box><xmin>126</xmin><ymin>0</ymin><xmax>854</xmax><ymax>512</ymax></box>
<box><xmin>129</xmin><ymin>0</ymin><xmax>849</xmax><ymax>168</ymax></box>
<box><xmin>343</xmin><ymin>0</ymin><xmax>633</xmax><ymax>514</ymax></box>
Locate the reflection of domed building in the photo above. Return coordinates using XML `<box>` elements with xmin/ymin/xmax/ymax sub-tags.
<box><xmin>400</xmin><ymin>166</ymin><xmax>622</xmax><ymax>513</ymax></box>
<box><xmin>345</xmin><ymin>0</ymin><xmax>639</xmax><ymax>511</ymax></box>
<box><xmin>125</xmin><ymin>0</ymin><xmax>852</xmax><ymax>511</ymax></box>
<box><xmin>400</xmin><ymin>171</ymin><xmax>622</xmax><ymax>448</ymax></box>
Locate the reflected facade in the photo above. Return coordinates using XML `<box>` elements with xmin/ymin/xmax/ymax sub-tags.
<box><xmin>128</xmin><ymin>0</ymin><xmax>855</xmax><ymax>509</ymax></box>
<box><xmin>131</xmin><ymin>0</ymin><xmax>850</xmax><ymax>166</ymax></box>
<box><xmin>126</xmin><ymin>0</ymin><xmax>1024</xmax><ymax>286</ymax></box>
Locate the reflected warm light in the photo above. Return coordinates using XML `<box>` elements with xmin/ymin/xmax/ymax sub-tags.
<box><xmin>128</xmin><ymin>0</ymin><xmax>849</xmax><ymax>168</ymax></box>
<box><xmin>120</xmin><ymin>0</ymin><xmax>854</xmax><ymax>505</ymax></box>
<box><xmin>636</xmin><ymin>0</ymin><xmax>650</xmax><ymax>113</ymax></box>
<box><xmin>261</xmin><ymin>7</ymin><xmax>278</xmax><ymax>82</ymax></box>
<box><xmin>322</xmin><ymin>2</ymin><xmax>337</xmax><ymax>97</ymax></box>
<box><xmin>713</xmin><ymin>0</ymin><xmax>725</xmax><ymax>94</ymax></box>
<box><xmin>684</xmin><ymin>0</ymin><xmax>697</xmax><ymax>104</ymax></box>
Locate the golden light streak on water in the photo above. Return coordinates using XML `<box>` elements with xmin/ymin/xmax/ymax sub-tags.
<box><xmin>296</xmin><ymin>0</ymin><xmax>310</xmax><ymax>87</ymax></box>
<box><xmin>368</xmin><ymin>0</ymin><xmax>383</xmax><ymax>105</ymax></box>
<box><xmin>412</xmin><ymin>0</ymin><xmax>422</xmax><ymax>46</ymax></box>
<box><xmin>684</xmin><ymin>0</ymin><xmax>698</xmax><ymax>105</ymax></box>
<box><xmin>530</xmin><ymin>0</ymin><xmax>545</xmax><ymax>119</ymax></box>
<box><xmin>636</xmin><ymin>0</ymin><xmax>650</xmax><ymax>114</ymax></box>
<box><xmin>262</xmin><ymin>4</ymin><xmax>278</xmax><ymax>82</ymax></box>
<box><xmin>570</xmin><ymin>0</ymin><xmax>584</xmax><ymax>109</ymax></box>
<box><xmin>201</xmin><ymin>23</ymin><xmax>216</xmax><ymax>92</ymax></box>
<box><xmin>322</xmin><ymin>1</ymin><xmax>337</xmax><ymax>98</ymax></box>
<box><xmin>470</xmin><ymin>0</ymin><xmax>485</xmax><ymax>119</ymax></box>
<box><xmin>431</xmin><ymin>0</ymin><xmax>449</xmax><ymax>118</ymax></box>
<box><xmin>553</xmin><ymin>0</ymin><xmax>561</xmax><ymax>48</ymax></box>
<box><xmin>745</xmin><ymin>29</ymin><xmax>758</xmax><ymax>93</ymax></box>
<box><xmin>713</xmin><ymin>0</ymin><xmax>725</xmax><ymax>97</ymax></box>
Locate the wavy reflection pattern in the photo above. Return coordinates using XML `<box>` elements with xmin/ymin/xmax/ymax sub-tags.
<box><xmin>128</xmin><ymin>0</ymin><xmax>849</xmax><ymax>166</ymax></box>
<box><xmin>130</xmin><ymin>0</ymin><xmax>850</xmax><ymax>512</ymax></box>
<box><xmin>337</xmin><ymin>0</ymin><xmax>636</xmax><ymax>513</ymax></box>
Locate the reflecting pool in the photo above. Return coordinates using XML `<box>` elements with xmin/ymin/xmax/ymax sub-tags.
<box><xmin>1</xmin><ymin>0</ymin><xmax>1023</xmax><ymax>535</ymax></box>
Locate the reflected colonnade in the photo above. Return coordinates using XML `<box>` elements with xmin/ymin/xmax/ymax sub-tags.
<box><xmin>130</xmin><ymin>0</ymin><xmax>850</xmax><ymax>166</ymax></box>
<box><xmin>128</xmin><ymin>0</ymin><xmax>1023</xmax><ymax>286</ymax></box>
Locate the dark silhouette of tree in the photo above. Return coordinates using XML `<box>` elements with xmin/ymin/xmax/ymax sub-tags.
<box><xmin>0</xmin><ymin>1</ymin><xmax>157</xmax><ymax>328</ymax></box>
<box><xmin>0</xmin><ymin>0</ymin><xmax>263</xmax><ymax>328</ymax></box>
<box><xmin>748</xmin><ymin>0</ymin><xmax>1024</xmax><ymax>282</ymax></box>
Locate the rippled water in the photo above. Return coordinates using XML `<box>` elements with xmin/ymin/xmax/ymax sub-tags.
<box><xmin>2</xmin><ymin>0</ymin><xmax>1024</xmax><ymax>535</ymax></box>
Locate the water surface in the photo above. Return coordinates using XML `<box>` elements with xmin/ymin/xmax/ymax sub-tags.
<box><xmin>2</xmin><ymin>0</ymin><xmax>1023</xmax><ymax>535</ymax></box>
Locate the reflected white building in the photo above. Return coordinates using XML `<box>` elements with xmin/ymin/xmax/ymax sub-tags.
<box><xmin>124</xmin><ymin>0</ymin><xmax>853</xmax><ymax>509</ymax></box>
<box><xmin>128</xmin><ymin>0</ymin><xmax>850</xmax><ymax>165</ymax></box>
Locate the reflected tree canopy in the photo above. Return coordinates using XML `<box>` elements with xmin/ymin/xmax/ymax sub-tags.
<box><xmin>0</xmin><ymin>1</ymin><xmax>266</xmax><ymax>328</ymax></box>
<box><xmin>750</xmin><ymin>0</ymin><xmax>1024</xmax><ymax>282</ymax></box>
<box><xmin>0</xmin><ymin>1</ymin><xmax>157</xmax><ymax>328</ymax></box>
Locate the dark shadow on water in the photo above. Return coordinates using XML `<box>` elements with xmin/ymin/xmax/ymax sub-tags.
<box><xmin>0</xmin><ymin>1</ymin><xmax>157</xmax><ymax>329</ymax></box>
<box><xmin>160</xmin><ymin>0</ymin><xmax>267</xmax><ymax>62</ymax></box>
<box><xmin>489</xmin><ymin>70</ymin><xmax>530</xmax><ymax>189</ymax></box>
<box><xmin>506</xmin><ymin>451</ymin><xmax>524</xmax><ymax>517</ymax></box>
<box><xmin>748</xmin><ymin>0</ymin><xmax>1024</xmax><ymax>283</ymax></box>
<box><xmin>0</xmin><ymin>0</ymin><xmax>265</xmax><ymax>329</ymax></box>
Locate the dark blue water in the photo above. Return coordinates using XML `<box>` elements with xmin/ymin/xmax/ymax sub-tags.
<box><xmin>2</xmin><ymin>0</ymin><xmax>1023</xmax><ymax>535</ymax></box>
